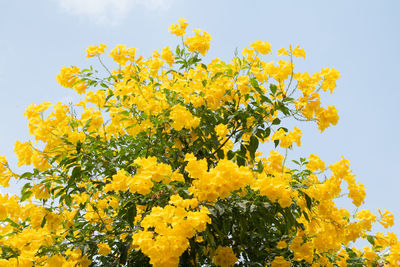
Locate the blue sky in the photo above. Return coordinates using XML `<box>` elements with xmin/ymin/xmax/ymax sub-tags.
<box><xmin>1</xmin><ymin>0</ymin><xmax>400</xmax><ymax>238</ymax></box>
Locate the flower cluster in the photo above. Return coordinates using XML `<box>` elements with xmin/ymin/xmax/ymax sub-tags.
<box><xmin>0</xmin><ymin>19</ymin><xmax>397</xmax><ymax>267</ymax></box>
<box><xmin>184</xmin><ymin>29</ymin><xmax>212</xmax><ymax>56</ymax></box>
<box><xmin>132</xmin><ymin>195</ymin><xmax>210</xmax><ymax>266</ymax></box>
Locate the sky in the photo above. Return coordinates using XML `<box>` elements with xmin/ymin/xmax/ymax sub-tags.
<box><xmin>1</xmin><ymin>0</ymin><xmax>399</xmax><ymax>239</ymax></box>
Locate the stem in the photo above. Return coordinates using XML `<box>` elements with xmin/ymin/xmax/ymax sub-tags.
<box><xmin>285</xmin><ymin>52</ymin><xmax>295</xmax><ymax>96</ymax></box>
<box><xmin>207</xmin><ymin>127</ymin><xmax>240</xmax><ymax>159</ymax></box>
<box><xmin>97</xmin><ymin>55</ymin><xmax>113</xmax><ymax>77</ymax></box>
<box><xmin>282</xmin><ymin>148</ymin><xmax>288</xmax><ymax>174</ymax></box>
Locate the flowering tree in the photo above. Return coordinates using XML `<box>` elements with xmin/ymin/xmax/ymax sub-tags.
<box><xmin>0</xmin><ymin>19</ymin><xmax>398</xmax><ymax>266</ymax></box>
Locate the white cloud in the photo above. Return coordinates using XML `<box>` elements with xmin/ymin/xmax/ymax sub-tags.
<box><xmin>58</xmin><ymin>0</ymin><xmax>171</xmax><ymax>25</ymax></box>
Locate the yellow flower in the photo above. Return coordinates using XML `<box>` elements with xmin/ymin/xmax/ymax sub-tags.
<box><xmin>250</xmin><ymin>40</ymin><xmax>272</xmax><ymax>55</ymax></box>
<box><xmin>161</xmin><ymin>46</ymin><xmax>175</xmax><ymax>67</ymax></box>
<box><xmin>269</xmin><ymin>127</ymin><xmax>302</xmax><ymax>148</ymax></box>
<box><xmin>277</xmin><ymin>48</ymin><xmax>289</xmax><ymax>56</ymax></box>
<box><xmin>86</xmin><ymin>43</ymin><xmax>107</xmax><ymax>58</ymax></box>
<box><xmin>321</xmin><ymin>67</ymin><xmax>341</xmax><ymax>93</ymax></box>
<box><xmin>215</xmin><ymin>123</ymin><xmax>229</xmax><ymax>140</ymax></box>
<box><xmin>46</xmin><ymin>254</ymin><xmax>66</xmax><ymax>266</ymax></box>
<box><xmin>379</xmin><ymin>209</ymin><xmax>395</xmax><ymax>228</ymax></box>
<box><xmin>212</xmin><ymin>246</ymin><xmax>238</xmax><ymax>267</ymax></box>
<box><xmin>236</xmin><ymin>75</ymin><xmax>251</xmax><ymax>95</ymax></box>
<box><xmin>290</xmin><ymin>235</ymin><xmax>314</xmax><ymax>264</ymax></box>
<box><xmin>168</xmin><ymin>18</ymin><xmax>188</xmax><ymax>36</ymax></box>
<box><xmin>242</xmin><ymin>47</ymin><xmax>255</xmax><ymax>59</ymax></box>
<box><xmin>271</xmin><ymin>256</ymin><xmax>291</xmax><ymax>267</ymax></box>
<box><xmin>68</xmin><ymin>131</ymin><xmax>86</xmax><ymax>145</ymax></box>
<box><xmin>0</xmin><ymin>155</ymin><xmax>8</xmax><ymax>174</ymax></box>
<box><xmin>316</xmin><ymin>105</ymin><xmax>339</xmax><ymax>132</ymax></box>
<box><xmin>109</xmin><ymin>44</ymin><xmax>136</xmax><ymax>66</ymax></box>
<box><xmin>184</xmin><ymin>29</ymin><xmax>212</xmax><ymax>56</ymax></box>
<box><xmin>56</xmin><ymin>66</ymin><xmax>87</xmax><ymax>94</ymax></box>
<box><xmin>363</xmin><ymin>246</ymin><xmax>378</xmax><ymax>262</ymax></box>
<box><xmin>170</xmin><ymin>104</ymin><xmax>200</xmax><ymax>131</ymax></box>
<box><xmin>14</xmin><ymin>141</ymin><xmax>33</xmax><ymax>167</ymax></box>
<box><xmin>266</xmin><ymin>150</ymin><xmax>284</xmax><ymax>172</ymax></box>
<box><xmin>97</xmin><ymin>243</ymin><xmax>111</xmax><ymax>256</ymax></box>
<box><xmin>291</xmin><ymin>45</ymin><xmax>306</xmax><ymax>58</ymax></box>
<box><xmin>56</xmin><ymin>66</ymin><xmax>80</xmax><ymax>88</ymax></box>
<box><xmin>253</xmin><ymin>173</ymin><xmax>293</xmax><ymax>208</ymax></box>
<box><xmin>348</xmin><ymin>181</ymin><xmax>366</xmax><ymax>207</ymax></box>
<box><xmin>276</xmin><ymin>240</ymin><xmax>287</xmax><ymax>249</ymax></box>
<box><xmin>356</xmin><ymin>209</ymin><xmax>376</xmax><ymax>231</ymax></box>
<box><xmin>306</xmin><ymin>154</ymin><xmax>325</xmax><ymax>172</ymax></box>
<box><xmin>31</xmin><ymin>184</ymin><xmax>50</xmax><ymax>200</ymax></box>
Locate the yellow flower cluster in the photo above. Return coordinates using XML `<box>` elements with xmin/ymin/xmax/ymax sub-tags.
<box><xmin>211</xmin><ymin>246</ymin><xmax>238</xmax><ymax>267</ymax></box>
<box><xmin>56</xmin><ymin>66</ymin><xmax>87</xmax><ymax>94</ymax></box>
<box><xmin>330</xmin><ymin>156</ymin><xmax>366</xmax><ymax>206</ymax></box>
<box><xmin>168</xmin><ymin>18</ymin><xmax>188</xmax><ymax>37</ymax></box>
<box><xmin>316</xmin><ymin>105</ymin><xmax>340</xmax><ymax>132</ymax></box>
<box><xmin>1</xmin><ymin>18</ymin><xmax>398</xmax><ymax>267</ymax></box>
<box><xmin>170</xmin><ymin>104</ymin><xmax>200</xmax><ymax>131</ymax></box>
<box><xmin>185</xmin><ymin>154</ymin><xmax>253</xmax><ymax>202</ymax></box>
<box><xmin>269</xmin><ymin>126</ymin><xmax>302</xmax><ymax>148</ymax></box>
<box><xmin>250</xmin><ymin>40</ymin><xmax>272</xmax><ymax>55</ymax></box>
<box><xmin>97</xmin><ymin>242</ymin><xmax>111</xmax><ymax>256</ymax></box>
<box><xmin>86</xmin><ymin>43</ymin><xmax>107</xmax><ymax>58</ymax></box>
<box><xmin>0</xmin><ymin>193</ymin><xmax>91</xmax><ymax>266</ymax></box>
<box><xmin>271</xmin><ymin>256</ymin><xmax>291</xmax><ymax>267</ymax></box>
<box><xmin>184</xmin><ymin>29</ymin><xmax>212</xmax><ymax>56</ymax></box>
<box><xmin>236</xmin><ymin>75</ymin><xmax>252</xmax><ymax>95</ymax></box>
<box><xmin>379</xmin><ymin>209</ymin><xmax>395</xmax><ymax>228</ymax></box>
<box><xmin>132</xmin><ymin>195</ymin><xmax>210</xmax><ymax>267</ymax></box>
<box><xmin>306</xmin><ymin>154</ymin><xmax>325</xmax><ymax>172</ymax></box>
<box><xmin>109</xmin><ymin>44</ymin><xmax>136</xmax><ymax>66</ymax></box>
<box><xmin>14</xmin><ymin>141</ymin><xmax>51</xmax><ymax>171</ymax></box>
<box><xmin>0</xmin><ymin>155</ymin><xmax>13</xmax><ymax>187</ymax></box>
<box><xmin>161</xmin><ymin>46</ymin><xmax>175</xmax><ymax>67</ymax></box>
<box><xmin>252</xmin><ymin>172</ymin><xmax>294</xmax><ymax>208</ymax></box>
<box><xmin>291</xmin><ymin>45</ymin><xmax>306</xmax><ymax>58</ymax></box>
<box><xmin>214</xmin><ymin>123</ymin><xmax>229</xmax><ymax>140</ymax></box>
<box><xmin>104</xmin><ymin>157</ymin><xmax>184</xmax><ymax>195</ymax></box>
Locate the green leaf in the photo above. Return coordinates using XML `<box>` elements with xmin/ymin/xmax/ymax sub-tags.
<box><xmin>270</xmin><ymin>84</ymin><xmax>278</xmax><ymax>95</ymax></box>
<box><xmin>250</xmin><ymin>78</ymin><xmax>259</xmax><ymax>88</ymax></box>
<box><xmin>227</xmin><ymin>150</ymin><xmax>235</xmax><ymax>160</ymax></box>
<box><xmin>366</xmin><ymin>235</ymin><xmax>375</xmax><ymax>245</ymax></box>
<box><xmin>41</xmin><ymin>216</ymin><xmax>47</xmax><ymax>228</ymax></box>
<box><xmin>122</xmin><ymin>201</ymin><xmax>137</xmax><ymax>227</ymax></box>
<box><xmin>248</xmin><ymin>135</ymin><xmax>259</xmax><ymax>158</ymax></box>
<box><xmin>118</xmin><ymin>242</ymin><xmax>129</xmax><ymax>264</ymax></box>
<box><xmin>4</xmin><ymin>218</ymin><xmax>19</xmax><ymax>228</ymax></box>
<box><xmin>264</xmin><ymin>127</ymin><xmax>271</xmax><ymax>138</ymax></box>
<box><xmin>64</xmin><ymin>194</ymin><xmax>72</xmax><ymax>206</ymax></box>
<box><xmin>272</xmin><ymin>118</ymin><xmax>281</xmax><ymax>125</ymax></box>
<box><xmin>20</xmin><ymin>172</ymin><xmax>33</xmax><ymax>179</ymax></box>
<box><xmin>257</xmin><ymin>160</ymin><xmax>264</xmax><ymax>173</ymax></box>
<box><xmin>304</xmin><ymin>193</ymin><xmax>312</xmax><ymax>210</ymax></box>
<box><xmin>302</xmin><ymin>211</ymin><xmax>310</xmax><ymax>222</ymax></box>
<box><xmin>217</xmin><ymin>149</ymin><xmax>225</xmax><ymax>159</ymax></box>
<box><xmin>20</xmin><ymin>190</ymin><xmax>32</xmax><ymax>202</ymax></box>
<box><xmin>70</xmin><ymin>166</ymin><xmax>82</xmax><ymax>182</ymax></box>
<box><xmin>119</xmin><ymin>110</ymin><xmax>130</xmax><ymax>117</ymax></box>
<box><xmin>21</xmin><ymin>182</ymin><xmax>32</xmax><ymax>194</ymax></box>
<box><xmin>274</xmin><ymin>140</ymin><xmax>279</xmax><ymax>148</ymax></box>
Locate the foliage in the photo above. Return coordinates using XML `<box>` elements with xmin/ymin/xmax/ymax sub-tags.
<box><xmin>0</xmin><ymin>19</ymin><xmax>398</xmax><ymax>266</ymax></box>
